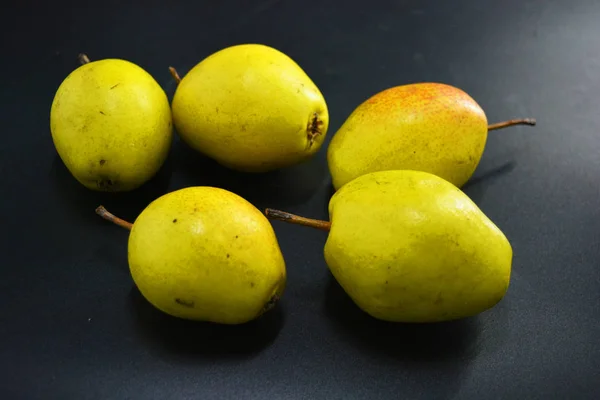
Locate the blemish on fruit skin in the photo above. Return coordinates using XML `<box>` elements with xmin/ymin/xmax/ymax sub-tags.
<box><xmin>306</xmin><ymin>112</ymin><xmax>324</xmax><ymax>148</ymax></box>
<box><xmin>110</xmin><ymin>83</ymin><xmax>120</xmax><ymax>90</ymax></box>
<box><xmin>172</xmin><ymin>218</ymin><xmax>177</xmax><ymax>223</ymax></box>
<box><xmin>226</xmin><ymin>254</ymin><xmax>230</xmax><ymax>258</ymax></box>
<box><xmin>96</xmin><ymin>179</ymin><xmax>116</xmax><ymax>190</ymax></box>
<box><xmin>99</xmin><ymin>111</ymin><xmax>106</xmax><ymax>115</ymax></box>
<box><xmin>250</xmin><ymin>282</ymin><xmax>255</xmax><ymax>287</ymax></box>
<box><xmin>175</xmin><ymin>298</ymin><xmax>194</xmax><ymax>308</ymax></box>
<box><xmin>235</xmin><ymin>235</ymin><xmax>239</xmax><ymax>239</ymax></box>
<box><xmin>99</xmin><ymin>159</ymin><xmax>106</xmax><ymax>166</ymax></box>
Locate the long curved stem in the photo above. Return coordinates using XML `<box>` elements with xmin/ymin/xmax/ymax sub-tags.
<box><xmin>265</xmin><ymin>209</ymin><xmax>331</xmax><ymax>232</ymax></box>
<box><xmin>169</xmin><ymin>66</ymin><xmax>181</xmax><ymax>84</ymax></box>
<box><xmin>488</xmin><ymin>118</ymin><xmax>536</xmax><ymax>131</ymax></box>
<box><xmin>96</xmin><ymin>206</ymin><xmax>133</xmax><ymax>231</ymax></box>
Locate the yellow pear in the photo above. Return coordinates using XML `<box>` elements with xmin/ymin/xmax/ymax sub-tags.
<box><xmin>171</xmin><ymin>44</ymin><xmax>329</xmax><ymax>172</ymax></box>
<box><xmin>266</xmin><ymin>170</ymin><xmax>512</xmax><ymax>323</ymax></box>
<box><xmin>327</xmin><ymin>82</ymin><xmax>535</xmax><ymax>190</ymax></box>
<box><xmin>50</xmin><ymin>55</ymin><xmax>172</xmax><ymax>191</ymax></box>
<box><xmin>96</xmin><ymin>187</ymin><xmax>286</xmax><ymax>324</ymax></box>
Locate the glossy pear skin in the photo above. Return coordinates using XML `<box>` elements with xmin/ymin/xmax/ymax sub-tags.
<box><xmin>128</xmin><ymin>187</ymin><xmax>286</xmax><ymax>324</ymax></box>
<box><xmin>327</xmin><ymin>83</ymin><xmax>488</xmax><ymax>190</ymax></box>
<box><xmin>172</xmin><ymin>44</ymin><xmax>329</xmax><ymax>172</ymax></box>
<box><xmin>324</xmin><ymin>170</ymin><xmax>512</xmax><ymax>322</ymax></box>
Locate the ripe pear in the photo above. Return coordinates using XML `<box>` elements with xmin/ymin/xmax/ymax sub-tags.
<box><xmin>170</xmin><ymin>44</ymin><xmax>329</xmax><ymax>172</ymax></box>
<box><xmin>327</xmin><ymin>82</ymin><xmax>535</xmax><ymax>190</ymax></box>
<box><xmin>50</xmin><ymin>55</ymin><xmax>172</xmax><ymax>192</ymax></box>
<box><xmin>266</xmin><ymin>170</ymin><xmax>512</xmax><ymax>323</ymax></box>
<box><xmin>96</xmin><ymin>187</ymin><xmax>287</xmax><ymax>324</ymax></box>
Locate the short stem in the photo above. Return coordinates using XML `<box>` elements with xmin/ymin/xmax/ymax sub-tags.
<box><xmin>96</xmin><ymin>206</ymin><xmax>133</xmax><ymax>231</ymax></box>
<box><xmin>169</xmin><ymin>66</ymin><xmax>181</xmax><ymax>84</ymax></box>
<box><xmin>488</xmin><ymin>118</ymin><xmax>536</xmax><ymax>131</ymax></box>
<box><xmin>78</xmin><ymin>53</ymin><xmax>90</xmax><ymax>65</ymax></box>
<box><xmin>265</xmin><ymin>208</ymin><xmax>331</xmax><ymax>232</ymax></box>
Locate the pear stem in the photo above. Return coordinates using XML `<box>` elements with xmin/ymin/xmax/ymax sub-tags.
<box><xmin>169</xmin><ymin>66</ymin><xmax>181</xmax><ymax>84</ymax></box>
<box><xmin>78</xmin><ymin>53</ymin><xmax>90</xmax><ymax>65</ymax></box>
<box><xmin>95</xmin><ymin>206</ymin><xmax>133</xmax><ymax>231</ymax></box>
<box><xmin>264</xmin><ymin>208</ymin><xmax>331</xmax><ymax>232</ymax></box>
<box><xmin>488</xmin><ymin>118</ymin><xmax>536</xmax><ymax>131</ymax></box>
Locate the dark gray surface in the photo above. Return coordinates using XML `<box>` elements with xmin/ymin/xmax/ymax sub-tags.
<box><xmin>1</xmin><ymin>0</ymin><xmax>599</xmax><ymax>398</ymax></box>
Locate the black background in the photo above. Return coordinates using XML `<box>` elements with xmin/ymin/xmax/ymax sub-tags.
<box><xmin>1</xmin><ymin>0</ymin><xmax>599</xmax><ymax>398</ymax></box>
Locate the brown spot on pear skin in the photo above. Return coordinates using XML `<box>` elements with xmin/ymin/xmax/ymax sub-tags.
<box><xmin>172</xmin><ymin>218</ymin><xmax>177</xmax><ymax>223</ymax></box>
<box><xmin>96</xmin><ymin>179</ymin><xmax>116</xmax><ymax>190</ymax></box>
<box><xmin>99</xmin><ymin>159</ymin><xmax>106</xmax><ymax>166</ymax></box>
<box><xmin>110</xmin><ymin>83</ymin><xmax>120</xmax><ymax>89</ymax></box>
<box><xmin>175</xmin><ymin>298</ymin><xmax>194</xmax><ymax>308</ymax></box>
<box><xmin>226</xmin><ymin>254</ymin><xmax>230</xmax><ymax>258</ymax></box>
<box><xmin>306</xmin><ymin>112</ymin><xmax>324</xmax><ymax>148</ymax></box>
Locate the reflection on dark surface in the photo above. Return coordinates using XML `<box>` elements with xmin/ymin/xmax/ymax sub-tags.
<box><xmin>172</xmin><ymin>138</ymin><xmax>328</xmax><ymax>210</ymax></box>
<box><xmin>322</xmin><ymin>181</ymin><xmax>336</xmax><ymax>215</ymax></box>
<box><xmin>50</xmin><ymin>150</ymin><xmax>174</xmax><ymax>223</ymax></box>
<box><xmin>463</xmin><ymin>161</ymin><xmax>516</xmax><ymax>204</ymax></box>
<box><xmin>128</xmin><ymin>287</ymin><xmax>284</xmax><ymax>358</ymax></box>
<box><xmin>324</xmin><ymin>276</ymin><xmax>481</xmax><ymax>362</ymax></box>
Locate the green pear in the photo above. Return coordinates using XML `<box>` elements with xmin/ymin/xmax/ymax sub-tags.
<box><xmin>327</xmin><ymin>82</ymin><xmax>535</xmax><ymax>190</ymax></box>
<box><xmin>266</xmin><ymin>170</ymin><xmax>512</xmax><ymax>322</ymax></box>
<box><xmin>170</xmin><ymin>44</ymin><xmax>329</xmax><ymax>172</ymax></box>
<box><xmin>96</xmin><ymin>186</ymin><xmax>286</xmax><ymax>324</ymax></box>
